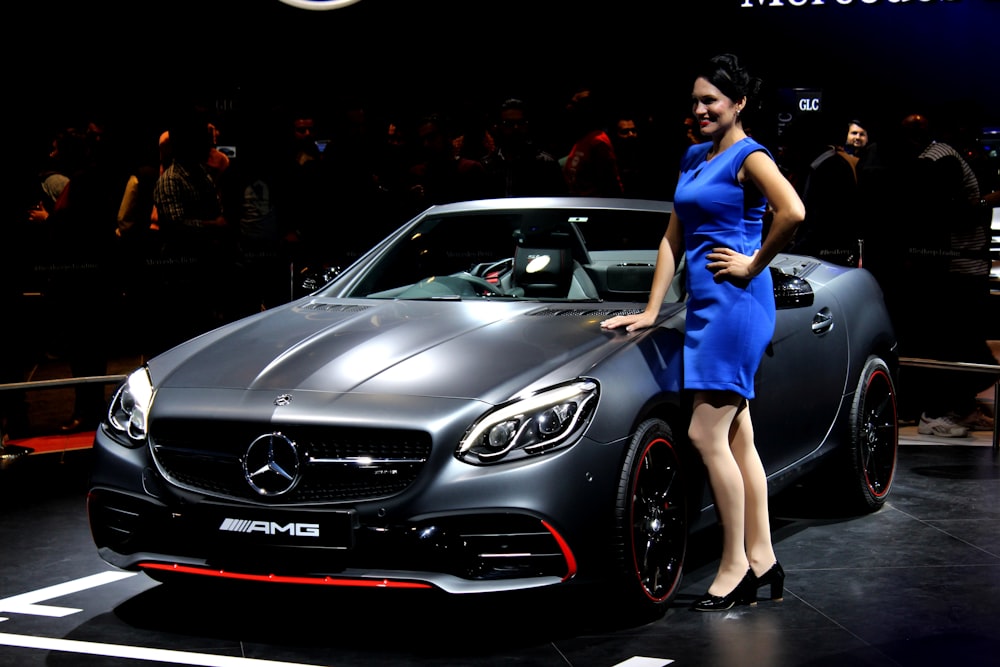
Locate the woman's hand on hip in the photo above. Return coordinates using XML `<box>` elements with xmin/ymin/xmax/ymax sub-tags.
<box><xmin>707</xmin><ymin>247</ymin><xmax>758</xmax><ymax>281</ymax></box>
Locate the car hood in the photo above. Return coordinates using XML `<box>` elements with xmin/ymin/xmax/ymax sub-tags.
<box><xmin>148</xmin><ymin>298</ymin><xmax>663</xmax><ymax>405</ymax></box>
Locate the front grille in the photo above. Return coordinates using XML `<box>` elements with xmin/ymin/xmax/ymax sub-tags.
<box><xmin>150</xmin><ymin>420</ymin><xmax>431</xmax><ymax>504</ymax></box>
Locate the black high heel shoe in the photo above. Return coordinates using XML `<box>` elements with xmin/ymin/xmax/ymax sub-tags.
<box><xmin>753</xmin><ymin>561</ymin><xmax>785</xmax><ymax>602</ymax></box>
<box><xmin>691</xmin><ymin>569</ymin><xmax>756</xmax><ymax>612</ymax></box>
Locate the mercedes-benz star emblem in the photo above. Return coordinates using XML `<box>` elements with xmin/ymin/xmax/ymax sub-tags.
<box><xmin>243</xmin><ymin>433</ymin><xmax>301</xmax><ymax>496</ymax></box>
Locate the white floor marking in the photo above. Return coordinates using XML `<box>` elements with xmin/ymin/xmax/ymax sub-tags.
<box><xmin>0</xmin><ymin>571</ymin><xmax>138</xmax><ymax>617</ymax></box>
<box><xmin>0</xmin><ymin>572</ymin><xmax>675</xmax><ymax>667</ymax></box>
<box><xmin>0</xmin><ymin>633</ymin><xmax>328</xmax><ymax>666</ymax></box>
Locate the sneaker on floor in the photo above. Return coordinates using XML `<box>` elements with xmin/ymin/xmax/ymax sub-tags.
<box><xmin>950</xmin><ymin>407</ymin><xmax>995</xmax><ymax>432</ymax></box>
<box><xmin>917</xmin><ymin>413</ymin><xmax>969</xmax><ymax>438</ymax></box>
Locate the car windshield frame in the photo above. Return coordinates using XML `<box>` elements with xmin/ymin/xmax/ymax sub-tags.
<box><xmin>319</xmin><ymin>204</ymin><xmax>674</xmax><ymax>303</ymax></box>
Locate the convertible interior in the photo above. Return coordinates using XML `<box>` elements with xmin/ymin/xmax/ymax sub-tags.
<box><xmin>356</xmin><ymin>208</ymin><xmax>684</xmax><ymax>304</ymax></box>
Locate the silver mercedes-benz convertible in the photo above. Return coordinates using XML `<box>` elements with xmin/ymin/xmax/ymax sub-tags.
<box><xmin>88</xmin><ymin>197</ymin><xmax>898</xmax><ymax>615</ymax></box>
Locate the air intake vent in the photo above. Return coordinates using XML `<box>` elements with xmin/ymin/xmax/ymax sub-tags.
<box><xmin>302</xmin><ymin>302</ymin><xmax>372</xmax><ymax>313</ymax></box>
<box><xmin>528</xmin><ymin>308</ymin><xmax>642</xmax><ymax>318</ymax></box>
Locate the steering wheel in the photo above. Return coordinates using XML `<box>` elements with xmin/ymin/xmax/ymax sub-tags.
<box><xmin>452</xmin><ymin>273</ymin><xmax>507</xmax><ymax>297</ymax></box>
<box><xmin>472</xmin><ymin>257</ymin><xmax>515</xmax><ymax>281</ymax></box>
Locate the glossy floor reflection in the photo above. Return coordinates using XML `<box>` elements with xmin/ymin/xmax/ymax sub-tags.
<box><xmin>0</xmin><ymin>432</ymin><xmax>997</xmax><ymax>667</ymax></box>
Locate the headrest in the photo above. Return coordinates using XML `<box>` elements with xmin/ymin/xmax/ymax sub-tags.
<box><xmin>513</xmin><ymin>245</ymin><xmax>572</xmax><ymax>297</ymax></box>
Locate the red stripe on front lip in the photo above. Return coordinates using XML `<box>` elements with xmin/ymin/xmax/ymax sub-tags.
<box><xmin>138</xmin><ymin>562</ymin><xmax>433</xmax><ymax>588</ymax></box>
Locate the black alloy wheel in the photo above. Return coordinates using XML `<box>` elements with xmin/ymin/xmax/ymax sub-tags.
<box><xmin>847</xmin><ymin>355</ymin><xmax>898</xmax><ymax>512</ymax></box>
<box><xmin>614</xmin><ymin>418</ymin><xmax>687</xmax><ymax>614</ymax></box>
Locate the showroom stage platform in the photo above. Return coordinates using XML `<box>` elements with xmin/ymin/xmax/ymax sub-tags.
<box><xmin>0</xmin><ymin>356</ymin><xmax>998</xmax><ymax>667</ymax></box>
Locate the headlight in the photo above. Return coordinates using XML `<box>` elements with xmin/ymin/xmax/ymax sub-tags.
<box><xmin>107</xmin><ymin>367</ymin><xmax>154</xmax><ymax>444</ymax></box>
<box><xmin>457</xmin><ymin>379</ymin><xmax>598</xmax><ymax>464</ymax></box>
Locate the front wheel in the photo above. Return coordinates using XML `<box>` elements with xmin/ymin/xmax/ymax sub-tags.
<box><xmin>612</xmin><ymin>418</ymin><xmax>687</xmax><ymax>615</ymax></box>
<box><xmin>844</xmin><ymin>355</ymin><xmax>898</xmax><ymax>512</ymax></box>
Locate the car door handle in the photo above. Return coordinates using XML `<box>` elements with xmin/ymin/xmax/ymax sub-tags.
<box><xmin>811</xmin><ymin>308</ymin><xmax>834</xmax><ymax>335</ymax></box>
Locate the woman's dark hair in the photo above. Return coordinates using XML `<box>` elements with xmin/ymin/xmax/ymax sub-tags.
<box><xmin>696</xmin><ymin>53</ymin><xmax>763</xmax><ymax>111</ymax></box>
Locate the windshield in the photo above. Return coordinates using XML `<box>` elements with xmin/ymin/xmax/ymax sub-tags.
<box><xmin>330</xmin><ymin>206</ymin><xmax>675</xmax><ymax>303</ymax></box>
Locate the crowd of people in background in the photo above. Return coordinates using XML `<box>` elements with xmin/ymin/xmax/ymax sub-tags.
<box><xmin>1</xmin><ymin>89</ymin><xmax>998</xmax><ymax>440</ymax></box>
<box><xmin>785</xmin><ymin>112</ymin><xmax>998</xmax><ymax>436</ymax></box>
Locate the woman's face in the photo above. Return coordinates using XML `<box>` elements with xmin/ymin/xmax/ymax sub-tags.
<box><xmin>691</xmin><ymin>77</ymin><xmax>744</xmax><ymax>139</ymax></box>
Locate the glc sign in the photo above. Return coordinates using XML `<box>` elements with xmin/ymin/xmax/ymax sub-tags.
<box><xmin>775</xmin><ymin>88</ymin><xmax>823</xmax><ymax>137</ymax></box>
<box><xmin>799</xmin><ymin>97</ymin><xmax>821</xmax><ymax>111</ymax></box>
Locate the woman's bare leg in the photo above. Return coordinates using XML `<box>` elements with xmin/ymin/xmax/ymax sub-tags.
<box><xmin>689</xmin><ymin>390</ymin><xmax>749</xmax><ymax>596</ymax></box>
<box><xmin>729</xmin><ymin>401</ymin><xmax>777</xmax><ymax>576</ymax></box>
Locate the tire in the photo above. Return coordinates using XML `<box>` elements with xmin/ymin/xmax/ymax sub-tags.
<box><xmin>612</xmin><ymin>418</ymin><xmax>687</xmax><ymax>615</ymax></box>
<box><xmin>844</xmin><ymin>355</ymin><xmax>898</xmax><ymax>512</ymax></box>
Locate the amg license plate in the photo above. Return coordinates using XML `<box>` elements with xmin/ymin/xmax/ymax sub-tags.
<box><xmin>202</xmin><ymin>506</ymin><xmax>357</xmax><ymax>549</ymax></box>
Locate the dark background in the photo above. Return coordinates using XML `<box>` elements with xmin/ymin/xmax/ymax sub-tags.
<box><xmin>2</xmin><ymin>0</ymin><xmax>998</xmax><ymax>431</ymax></box>
<box><xmin>9</xmin><ymin>0</ymin><xmax>999</xmax><ymax>141</ymax></box>
<box><xmin>5</xmin><ymin>0</ymin><xmax>999</xmax><ymax>230</ymax></box>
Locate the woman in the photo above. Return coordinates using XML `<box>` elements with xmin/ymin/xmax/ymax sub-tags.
<box><xmin>601</xmin><ymin>54</ymin><xmax>805</xmax><ymax>611</ymax></box>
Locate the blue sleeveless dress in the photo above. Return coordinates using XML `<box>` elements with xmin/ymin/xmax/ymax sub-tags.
<box><xmin>673</xmin><ymin>137</ymin><xmax>775</xmax><ymax>400</ymax></box>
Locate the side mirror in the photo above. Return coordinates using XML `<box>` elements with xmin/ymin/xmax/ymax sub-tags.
<box><xmin>772</xmin><ymin>268</ymin><xmax>814</xmax><ymax>309</ymax></box>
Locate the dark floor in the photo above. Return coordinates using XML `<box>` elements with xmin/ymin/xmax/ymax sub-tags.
<box><xmin>0</xmin><ymin>425</ymin><xmax>997</xmax><ymax>667</ymax></box>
